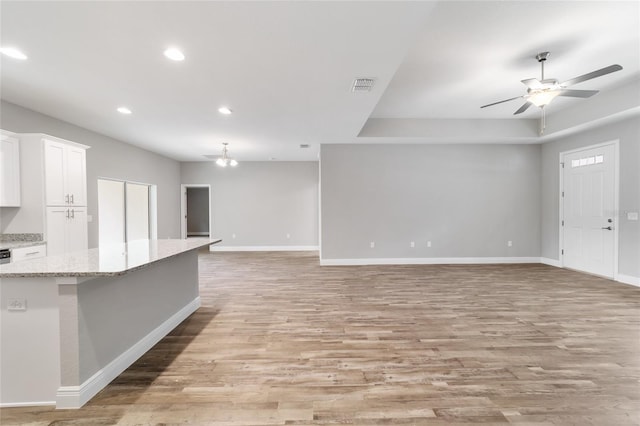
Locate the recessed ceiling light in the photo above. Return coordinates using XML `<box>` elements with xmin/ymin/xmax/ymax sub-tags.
<box><xmin>164</xmin><ymin>47</ymin><xmax>185</xmax><ymax>61</ymax></box>
<box><xmin>0</xmin><ymin>47</ymin><xmax>28</xmax><ymax>60</ymax></box>
<box><xmin>117</xmin><ymin>107</ymin><xmax>132</xmax><ymax>115</ymax></box>
<box><xmin>218</xmin><ymin>106</ymin><xmax>233</xmax><ymax>115</ymax></box>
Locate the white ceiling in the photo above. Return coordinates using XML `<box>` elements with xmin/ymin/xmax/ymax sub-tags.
<box><xmin>1</xmin><ymin>1</ymin><xmax>638</xmax><ymax>162</ymax></box>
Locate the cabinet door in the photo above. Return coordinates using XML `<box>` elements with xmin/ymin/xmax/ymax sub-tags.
<box><xmin>44</xmin><ymin>140</ymin><xmax>68</xmax><ymax>206</ymax></box>
<box><xmin>0</xmin><ymin>134</ymin><xmax>21</xmax><ymax>206</ymax></box>
<box><xmin>66</xmin><ymin>146</ymin><xmax>86</xmax><ymax>206</ymax></box>
<box><xmin>67</xmin><ymin>207</ymin><xmax>88</xmax><ymax>253</ymax></box>
<box><xmin>46</xmin><ymin>207</ymin><xmax>68</xmax><ymax>256</ymax></box>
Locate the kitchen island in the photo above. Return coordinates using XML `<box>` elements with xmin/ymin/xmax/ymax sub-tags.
<box><xmin>0</xmin><ymin>238</ymin><xmax>220</xmax><ymax>409</ymax></box>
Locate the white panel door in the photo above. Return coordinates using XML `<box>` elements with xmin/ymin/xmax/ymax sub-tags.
<box><xmin>98</xmin><ymin>179</ymin><xmax>125</xmax><ymax>246</ymax></box>
<box><xmin>67</xmin><ymin>207</ymin><xmax>88</xmax><ymax>253</ymax></box>
<box><xmin>66</xmin><ymin>146</ymin><xmax>86</xmax><ymax>205</ymax></box>
<box><xmin>46</xmin><ymin>207</ymin><xmax>68</xmax><ymax>256</ymax></box>
<box><xmin>125</xmin><ymin>183</ymin><xmax>150</xmax><ymax>242</ymax></box>
<box><xmin>44</xmin><ymin>140</ymin><xmax>67</xmax><ymax>206</ymax></box>
<box><xmin>563</xmin><ymin>144</ymin><xmax>616</xmax><ymax>278</ymax></box>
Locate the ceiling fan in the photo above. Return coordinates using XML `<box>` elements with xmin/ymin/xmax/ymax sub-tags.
<box><xmin>481</xmin><ymin>52</ymin><xmax>622</xmax><ymax>134</ymax></box>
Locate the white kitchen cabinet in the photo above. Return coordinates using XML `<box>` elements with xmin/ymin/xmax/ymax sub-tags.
<box><xmin>44</xmin><ymin>139</ymin><xmax>87</xmax><ymax>206</ymax></box>
<box><xmin>11</xmin><ymin>244</ymin><xmax>46</xmax><ymax>263</ymax></box>
<box><xmin>46</xmin><ymin>207</ymin><xmax>88</xmax><ymax>256</ymax></box>
<box><xmin>0</xmin><ymin>130</ymin><xmax>21</xmax><ymax>207</ymax></box>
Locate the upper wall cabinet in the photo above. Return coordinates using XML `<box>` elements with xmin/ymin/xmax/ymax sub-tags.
<box><xmin>44</xmin><ymin>139</ymin><xmax>88</xmax><ymax>206</ymax></box>
<box><xmin>0</xmin><ymin>130</ymin><xmax>21</xmax><ymax>207</ymax></box>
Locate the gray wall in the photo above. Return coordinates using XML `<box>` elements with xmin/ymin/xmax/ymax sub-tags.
<box><xmin>541</xmin><ymin>116</ymin><xmax>640</xmax><ymax>278</ymax></box>
<box><xmin>320</xmin><ymin>144</ymin><xmax>541</xmax><ymax>260</ymax></box>
<box><xmin>0</xmin><ymin>101</ymin><xmax>182</xmax><ymax>246</ymax></box>
<box><xmin>181</xmin><ymin>161</ymin><xmax>319</xmax><ymax>247</ymax></box>
<box><xmin>186</xmin><ymin>187</ymin><xmax>209</xmax><ymax>235</ymax></box>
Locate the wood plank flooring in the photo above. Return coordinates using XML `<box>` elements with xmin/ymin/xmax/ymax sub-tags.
<box><xmin>2</xmin><ymin>251</ymin><xmax>639</xmax><ymax>425</ymax></box>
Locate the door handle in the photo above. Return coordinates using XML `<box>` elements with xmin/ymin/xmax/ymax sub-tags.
<box><xmin>71</xmin><ymin>209</ymin><xmax>75</xmax><ymax>219</ymax></box>
<box><xmin>602</xmin><ymin>226</ymin><xmax>612</xmax><ymax>230</ymax></box>
<box><xmin>65</xmin><ymin>194</ymin><xmax>69</xmax><ymax>204</ymax></box>
<box><xmin>66</xmin><ymin>209</ymin><xmax>69</xmax><ymax>218</ymax></box>
<box><xmin>71</xmin><ymin>194</ymin><xmax>74</xmax><ymax>204</ymax></box>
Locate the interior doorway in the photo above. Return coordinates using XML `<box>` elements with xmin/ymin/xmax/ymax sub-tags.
<box><xmin>560</xmin><ymin>141</ymin><xmax>619</xmax><ymax>279</ymax></box>
<box><xmin>181</xmin><ymin>184</ymin><xmax>212</xmax><ymax>239</ymax></box>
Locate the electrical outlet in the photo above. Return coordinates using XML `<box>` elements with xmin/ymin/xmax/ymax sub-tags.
<box><xmin>286</xmin><ymin>233</ymin><xmax>291</xmax><ymax>239</ymax></box>
<box><xmin>507</xmin><ymin>241</ymin><xmax>513</xmax><ymax>247</ymax></box>
<box><xmin>232</xmin><ymin>233</ymin><xmax>236</xmax><ymax>239</ymax></box>
<box><xmin>8</xmin><ymin>298</ymin><xmax>27</xmax><ymax>312</ymax></box>
<box><xmin>370</xmin><ymin>242</ymin><xmax>375</xmax><ymax>249</ymax></box>
<box><xmin>410</xmin><ymin>241</ymin><xmax>415</xmax><ymax>248</ymax></box>
<box><xmin>427</xmin><ymin>241</ymin><xmax>432</xmax><ymax>247</ymax></box>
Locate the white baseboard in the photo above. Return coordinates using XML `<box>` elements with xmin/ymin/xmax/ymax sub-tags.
<box><xmin>320</xmin><ymin>257</ymin><xmax>541</xmax><ymax>266</ymax></box>
<box><xmin>56</xmin><ymin>297</ymin><xmax>201</xmax><ymax>409</ymax></box>
<box><xmin>0</xmin><ymin>400</ymin><xmax>55</xmax><ymax>408</ymax></box>
<box><xmin>540</xmin><ymin>257</ymin><xmax>562</xmax><ymax>267</ymax></box>
<box><xmin>209</xmin><ymin>245</ymin><xmax>319</xmax><ymax>252</ymax></box>
<box><xmin>616</xmin><ymin>274</ymin><xmax>640</xmax><ymax>287</ymax></box>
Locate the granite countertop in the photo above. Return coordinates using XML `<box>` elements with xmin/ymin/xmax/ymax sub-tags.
<box><xmin>0</xmin><ymin>240</ymin><xmax>47</xmax><ymax>250</ymax></box>
<box><xmin>0</xmin><ymin>233</ymin><xmax>45</xmax><ymax>251</ymax></box>
<box><xmin>0</xmin><ymin>238</ymin><xmax>221</xmax><ymax>278</ymax></box>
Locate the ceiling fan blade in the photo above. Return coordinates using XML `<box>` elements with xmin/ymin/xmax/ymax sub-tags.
<box><xmin>561</xmin><ymin>64</ymin><xmax>623</xmax><ymax>87</ymax></box>
<box><xmin>521</xmin><ymin>78</ymin><xmax>543</xmax><ymax>89</ymax></box>
<box><xmin>557</xmin><ymin>89</ymin><xmax>599</xmax><ymax>98</ymax></box>
<box><xmin>480</xmin><ymin>96</ymin><xmax>523</xmax><ymax>109</ymax></box>
<box><xmin>513</xmin><ymin>102</ymin><xmax>532</xmax><ymax>115</ymax></box>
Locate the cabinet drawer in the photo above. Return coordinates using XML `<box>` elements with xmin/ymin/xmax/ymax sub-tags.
<box><xmin>12</xmin><ymin>244</ymin><xmax>47</xmax><ymax>263</ymax></box>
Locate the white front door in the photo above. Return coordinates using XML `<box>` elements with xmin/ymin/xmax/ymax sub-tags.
<box><xmin>562</xmin><ymin>143</ymin><xmax>616</xmax><ymax>278</ymax></box>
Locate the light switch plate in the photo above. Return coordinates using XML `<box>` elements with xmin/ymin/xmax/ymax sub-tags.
<box><xmin>627</xmin><ymin>212</ymin><xmax>639</xmax><ymax>221</ymax></box>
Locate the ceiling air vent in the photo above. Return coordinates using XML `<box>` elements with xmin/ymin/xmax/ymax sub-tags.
<box><xmin>300</xmin><ymin>144</ymin><xmax>310</xmax><ymax>149</ymax></box>
<box><xmin>351</xmin><ymin>78</ymin><xmax>375</xmax><ymax>92</ymax></box>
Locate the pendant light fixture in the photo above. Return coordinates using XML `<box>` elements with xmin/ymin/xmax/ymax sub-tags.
<box><xmin>215</xmin><ymin>143</ymin><xmax>238</xmax><ymax>167</ymax></box>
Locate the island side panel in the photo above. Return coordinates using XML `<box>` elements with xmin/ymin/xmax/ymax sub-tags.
<box><xmin>0</xmin><ymin>277</ymin><xmax>60</xmax><ymax>406</ymax></box>
<box><xmin>56</xmin><ymin>250</ymin><xmax>200</xmax><ymax>408</ymax></box>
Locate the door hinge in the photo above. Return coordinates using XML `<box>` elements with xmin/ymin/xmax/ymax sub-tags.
<box><xmin>562</xmin><ymin>191</ymin><xmax>564</xmax><ymax>197</ymax></box>
<box><xmin>561</xmin><ymin>162</ymin><xmax>564</xmax><ymax>168</ymax></box>
<box><xmin>561</xmin><ymin>220</ymin><xmax>564</xmax><ymax>226</ymax></box>
<box><xmin>561</xmin><ymin>249</ymin><xmax>564</xmax><ymax>255</ymax></box>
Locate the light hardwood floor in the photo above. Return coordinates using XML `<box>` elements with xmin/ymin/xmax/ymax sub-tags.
<box><xmin>2</xmin><ymin>251</ymin><xmax>639</xmax><ymax>425</ymax></box>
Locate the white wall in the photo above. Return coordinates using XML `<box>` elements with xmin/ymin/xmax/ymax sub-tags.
<box><xmin>0</xmin><ymin>100</ymin><xmax>181</xmax><ymax>246</ymax></box>
<box><xmin>180</xmin><ymin>161</ymin><xmax>319</xmax><ymax>248</ymax></box>
<box><xmin>541</xmin><ymin>116</ymin><xmax>640</xmax><ymax>279</ymax></box>
<box><xmin>320</xmin><ymin>144</ymin><xmax>541</xmax><ymax>261</ymax></box>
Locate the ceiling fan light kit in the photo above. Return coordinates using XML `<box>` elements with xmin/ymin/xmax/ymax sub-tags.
<box><xmin>215</xmin><ymin>142</ymin><xmax>238</xmax><ymax>167</ymax></box>
<box><xmin>481</xmin><ymin>51</ymin><xmax>623</xmax><ymax>135</ymax></box>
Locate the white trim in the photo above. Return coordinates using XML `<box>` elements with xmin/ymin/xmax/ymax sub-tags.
<box><xmin>209</xmin><ymin>245</ymin><xmax>319</xmax><ymax>252</ymax></box>
<box><xmin>540</xmin><ymin>257</ymin><xmax>562</xmax><ymax>267</ymax></box>
<box><xmin>55</xmin><ymin>297</ymin><xmax>201</xmax><ymax>409</ymax></box>
<box><xmin>0</xmin><ymin>400</ymin><xmax>55</xmax><ymax>408</ymax></box>
<box><xmin>320</xmin><ymin>257</ymin><xmax>541</xmax><ymax>266</ymax></box>
<box><xmin>187</xmin><ymin>232</ymin><xmax>210</xmax><ymax>236</ymax></box>
<box><xmin>616</xmin><ymin>274</ymin><xmax>640</xmax><ymax>288</ymax></box>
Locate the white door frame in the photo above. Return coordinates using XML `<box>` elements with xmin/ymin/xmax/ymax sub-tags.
<box><xmin>180</xmin><ymin>184</ymin><xmax>212</xmax><ymax>239</ymax></box>
<box><xmin>559</xmin><ymin>139</ymin><xmax>620</xmax><ymax>279</ymax></box>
